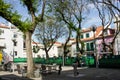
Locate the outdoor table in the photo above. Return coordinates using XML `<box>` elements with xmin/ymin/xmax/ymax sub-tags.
<box><xmin>40</xmin><ymin>64</ymin><xmax>58</xmax><ymax>73</ymax></box>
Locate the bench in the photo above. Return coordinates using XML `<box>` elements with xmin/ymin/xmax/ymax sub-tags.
<box><xmin>40</xmin><ymin>64</ymin><xmax>58</xmax><ymax>74</ymax></box>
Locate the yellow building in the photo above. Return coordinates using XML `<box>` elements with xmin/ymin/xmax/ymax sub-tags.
<box><xmin>0</xmin><ymin>51</ymin><xmax>3</xmax><ymax>64</ymax></box>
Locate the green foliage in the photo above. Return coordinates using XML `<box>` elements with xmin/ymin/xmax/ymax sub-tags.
<box><xmin>33</xmin><ymin>45</ymin><xmax>40</xmax><ymax>53</ymax></box>
<box><xmin>0</xmin><ymin>0</ymin><xmax>11</xmax><ymax>12</ymax></box>
<box><xmin>21</xmin><ymin>19</ymin><xmax>32</xmax><ymax>33</ymax></box>
<box><xmin>0</xmin><ymin>0</ymin><xmax>22</xmax><ymax>29</ymax></box>
<box><xmin>0</xmin><ymin>0</ymin><xmax>33</xmax><ymax>33</ymax></box>
<box><xmin>20</xmin><ymin>0</ymin><xmax>39</xmax><ymax>13</ymax></box>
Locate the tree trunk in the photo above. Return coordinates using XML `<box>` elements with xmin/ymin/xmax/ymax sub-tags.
<box><xmin>25</xmin><ymin>31</ymin><xmax>34</xmax><ymax>78</ymax></box>
<box><xmin>46</xmin><ymin>52</ymin><xmax>49</xmax><ymax>59</ymax></box>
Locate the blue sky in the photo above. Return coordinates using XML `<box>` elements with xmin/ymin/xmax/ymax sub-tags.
<box><xmin>0</xmin><ymin>1</ymin><xmax>105</xmax><ymax>43</ymax></box>
<box><xmin>0</xmin><ymin>1</ymin><xmax>101</xmax><ymax>28</ymax></box>
<box><xmin>0</xmin><ymin>1</ymin><xmax>118</xmax><ymax>42</ymax></box>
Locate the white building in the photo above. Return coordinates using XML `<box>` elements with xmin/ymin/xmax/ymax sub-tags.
<box><xmin>0</xmin><ymin>23</ymin><xmax>63</xmax><ymax>62</ymax></box>
<box><xmin>114</xmin><ymin>15</ymin><xmax>120</xmax><ymax>55</ymax></box>
<box><xmin>32</xmin><ymin>41</ymin><xmax>62</xmax><ymax>58</ymax></box>
<box><xmin>0</xmin><ymin>23</ymin><xmax>24</xmax><ymax>63</ymax></box>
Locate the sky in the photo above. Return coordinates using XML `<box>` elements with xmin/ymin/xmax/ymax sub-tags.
<box><xmin>0</xmin><ymin>0</ymin><xmax>101</xmax><ymax>28</ymax></box>
<box><xmin>0</xmin><ymin>0</ymin><xmax>119</xmax><ymax>42</ymax></box>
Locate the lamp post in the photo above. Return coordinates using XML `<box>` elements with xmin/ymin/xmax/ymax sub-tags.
<box><xmin>92</xmin><ymin>26</ymin><xmax>98</xmax><ymax>68</ymax></box>
<box><xmin>12</xmin><ymin>39</ymin><xmax>16</xmax><ymax>61</ymax></box>
<box><xmin>62</xmin><ymin>44</ymin><xmax>64</xmax><ymax>66</ymax></box>
<box><xmin>12</xmin><ymin>38</ymin><xmax>16</xmax><ymax>72</ymax></box>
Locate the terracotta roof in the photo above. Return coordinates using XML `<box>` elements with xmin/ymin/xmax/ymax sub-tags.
<box><xmin>96</xmin><ymin>34</ymin><xmax>114</xmax><ymax>39</ymax></box>
<box><xmin>72</xmin><ymin>26</ymin><xmax>114</xmax><ymax>42</ymax></box>
<box><xmin>81</xmin><ymin>26</ymin><xmax>103</xmax><ymax>37</ymax></box>
<box><xmin>54</xmin><ymin>42</ymin><xmax>61</xmax><ymax>45</ymax></box>
<box><xmin>0</xmin><ymin>23</ymin><xmax>9</xmax><ymax>29</ymax></box>
<box><xmin>11</xmin><ymin>26</ymin><xmax>17</xmax><ymax>29</ymax></box>
<box><xmin>95</xmin><ymin>26</ymin><xmax>103</xmax><ymax>37</ymax></box>
<box><xmin>80</xmin><ymin>26</ymin><xmax>103</xmax><ymax>42</ymax></box>
<box><xmin>54</xmin><ymin>42</ymin><xmax>62</xmax><ymax>47</ymax></box>
<box><xmin>81</xmin><ymin>28</ymin><xmax>91</xmax><ymax>33</ymax></box>
<box><xmin>32</xmin><ymin>41</ymin><xmax>39</xmax><ymax>44</ymax></box>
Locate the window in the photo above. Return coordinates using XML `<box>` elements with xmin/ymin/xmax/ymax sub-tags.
<box><xmin>14</xmin><ymin>41</ymin><xmax>17</xmax><ymax>46</ymax></box>
<box><xmin>86</xmin><ymin>42</ymin><xmax>94</xmax><ymax>51</ymax></box>
<box><xmin>90</xmin><ymin>42</ymin><xmax>94</xmax><ymax>50</ymax></box>
<box><xmin>23</xmin><ymin>42</ymin><xmax>26</xmax><ymax>48</ymax></box>
<box><xmin>0</xmin><ymin>29</ymin><xmax>4</xmax><ymax>35</ymax></box>
<box><xmin>86</xmin><ymin>43</ymin><xmax>90</xmax><ymax>51</ymax></box>
<box><xmin>14</xmin><ymin>51</ymin><xmax>17</xmax><ymax>56</ymax></box>
<box><xmin>80</xmin><ymin>35</ymin><xmax>83</xmax><ymax>39</ymax></box>
<box><xmin>14</xmin><ymin>34</ymin><xmax>17</xmax><ymax>38</ymax></box>
<box><xmin>86</xmin><ymin>33</ymin><xmax>89</xmax><ymax>38</ymax></box>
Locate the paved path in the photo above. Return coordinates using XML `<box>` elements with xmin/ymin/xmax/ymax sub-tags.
<box><xmin>0</xmin><ymin>67</ymin><xmax>120</xmax><ymax>80</ymax></box>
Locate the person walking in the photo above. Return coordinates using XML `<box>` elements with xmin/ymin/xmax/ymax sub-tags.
<box><xmin>72</xmin><ymin>61</ymin><xmax>79</xmax><ymax>76</ymax></box>
<box><xmin>58</xmin><ymin>64</ymin><xmax>62</xmax><ymax>75</ymax></box>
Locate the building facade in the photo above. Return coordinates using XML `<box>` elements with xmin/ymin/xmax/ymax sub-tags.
<box><xmin>0</xmin><ymin>23</ymin><xmax>24</xmax><ymax>63</ymax></box>
<box><xmin>63</xmin><ymin>26</ymin><xmax>115</xmax><ymax>57</ymax></box>
<box><xmin>0</xmin><ymin>22</ymin><xmax>119</xmax><ymax>63</ymax></box>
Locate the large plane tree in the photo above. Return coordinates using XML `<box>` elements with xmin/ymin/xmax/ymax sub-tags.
<box><xmin>0</xmin><ymin>0</ymin><xmax>46</xmax><ymax>78</ymax></box>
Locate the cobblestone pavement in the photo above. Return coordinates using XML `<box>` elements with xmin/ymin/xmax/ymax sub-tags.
<box><xmin>0</xmin><ymin>67</ymin><xmax>120</xmax><ymax>80</ymax></box>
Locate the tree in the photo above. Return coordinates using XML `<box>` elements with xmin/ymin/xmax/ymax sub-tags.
<box><xmin>48</xmin><ymin>0</ymin><xmax>90</xmax><ymax>55</ymax></box>
<box><xmin>91</xmin><ymin>0</ymin><xmax>120</xmax><ymax>54</ymax></box>
<box><xmin>35</xmin><ymin>16</ymin><xmax>67</xmax><ymax>59</ymax></box>
<box><xmin>0</xmin><ymin>0</ymin><xmax>45</xmax><ymax>78</ymax></box>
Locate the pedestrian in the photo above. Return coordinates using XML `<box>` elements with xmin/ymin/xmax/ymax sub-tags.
<box><xmin>58</xmin><ymin>64</ymin><xmax>62</xmax><ymax>75</ymax></box>
<box><xmin>72</xmin><ymin>61</ymin><xmax>79</xmax><ymax>76</ymax></box>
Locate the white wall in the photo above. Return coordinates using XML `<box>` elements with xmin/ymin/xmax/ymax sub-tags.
<box><xmin>13</xmin><ymin>31</ymin><xmax>24</xmax><ymax>58</ymax></box>
<box><xmin>114</xmin><ymin>15</ymin><xmax>120</xmax><ymax>55</ymax></box>
<box><xmin>0</xmin><ymin>27</ymin><xmax>14</xmax><ymax>62</ymax></box>
<box><xmin>115</xmin><ymin>33</ymin><xmax>120</xmax><ymax>55</ymax></box>
<box><xmin>0</xmin><ymin>24</ymin><xmax>24</xmax><ymax>62</ymax></box>
<box><xmin>34</xmin><ymin>44</ymin><xmax>59</xmax><ymax>58</ymax></box>
<box><xmin>82</xmin><ymin>31</ymin><xmax>93</xmax><ymax>39</ymax></box>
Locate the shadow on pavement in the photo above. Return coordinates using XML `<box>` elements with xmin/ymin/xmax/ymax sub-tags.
<box><xmin>0</xmin><ymin>74</ymin><xmax>33</xmax><ymax>80</ymax></box>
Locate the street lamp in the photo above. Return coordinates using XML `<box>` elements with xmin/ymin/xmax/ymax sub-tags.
<box><xmin>12</xmin><ymin>38</ymin><xmax>16</xmax><ymax>72</ymax></box>
<box><xmin>12</xmin><ymin>39</ymin><xmax>16</xmax><ymax>61</ymax></box>
<box><xmin>92</xmin><ymin>25</ymin><xmax>98</xmax><ymax>68</ymax></box>
<box><xmin>62</xmin><ymin>43</ymin><xmax>64</xmax><ymax>66</ymax></box>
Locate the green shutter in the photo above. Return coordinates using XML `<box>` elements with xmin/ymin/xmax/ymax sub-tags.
<box><xmin>90</xmin><ymin>42</ymin><xmax>94</xmax><ymax>50</ymax></box>
<box><xmin>81</xmin><ymin>35</ymin><xmax>83</xmax><ymax>39</ymax></box>
<box><xmin>86</xmin><ymin>43</ymin><xmax>90</xmax><ymax>51</ymax></box>
<box><xmin>86</xmin><ymin>33</ymin><xmax>89</xmax><ymax>38</ymax></box>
